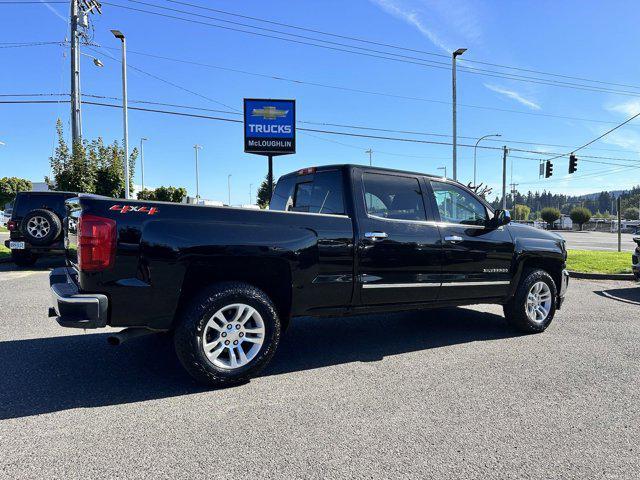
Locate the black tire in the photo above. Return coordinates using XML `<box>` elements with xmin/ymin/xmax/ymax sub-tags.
<box><xmin>11</xmin><ymin>250</ymin><xmax>37</xmax><ymax>268</ymax></box>
<box><xmin>174</xmin><ymin>282</ymin><xmax>281</xmax><ymax>388</ymax></box>
<box><xmin>21</xmin><ymin>209</ymin><xmax>62</xmax><ymax>246</ymax></box>
<box><xmin>503</xmin><ymin>269</ymin><xmax>557</xmax><ymax>333</ymax></box>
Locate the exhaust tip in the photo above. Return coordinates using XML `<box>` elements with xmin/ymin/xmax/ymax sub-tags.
<box><xmin>107</xmin><ymin>335</ymin><xmax>121</xmax><ymax>346</ymax></box>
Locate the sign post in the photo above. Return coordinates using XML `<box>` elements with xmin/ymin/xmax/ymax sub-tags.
<box><xmin>244</xmin><ymin>98</ymin><xmax>296</xmax><ymax>205</ymax></box>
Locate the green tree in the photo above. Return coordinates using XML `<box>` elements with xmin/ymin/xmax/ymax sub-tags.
<box><xmin>0</xmin><ymin>177</ymin><xmax>32</xmax><ymax>207</ymax></box>
<box><xmin>623</xmin><ymin>207</ymin><xmax>640</xmax><ymax>220</ymax></box>
<box><xmin>256</xmin><ymin>175</ymin><xmax>276</xmax><ymax>208</ymax></box>
<box><xmin>541</xmin><ymin>207</ymin><xmax>561</xmax><ymax>229</ymax></box>
<box><xmin>48</xmin><ymin>119</ymin><xmax>137</xmax><ymax>197</ymax></box>
<box><xmin>513</xmin><ymin>204</ymin><xmax>531</xmax><ymax>221</ymax></box>
<box><xmin>137</xmin><ymin>186</ymin><xmax>187</xmax><ymax>203</ymax></box>
<box><xmin>570</xmin><ymin>207</ymin><xmax>592</xmax><ymax>230</ymax></box>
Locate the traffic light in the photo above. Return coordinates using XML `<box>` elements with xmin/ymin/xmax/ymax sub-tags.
<box><xmin>545</xmin><ymin>160</ymin><xmax>554</xmax><ymax>178</ymax></box>
<box><xmin>569</xmin><ymin>154</ymin><xmax>578</xmax><ymax>174</ymax></box>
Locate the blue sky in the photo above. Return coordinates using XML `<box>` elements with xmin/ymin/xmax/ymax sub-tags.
<box><xmin>2</xmin><ymin>0</ymin><xmax>640</xmax><ymax>204</ymax></box>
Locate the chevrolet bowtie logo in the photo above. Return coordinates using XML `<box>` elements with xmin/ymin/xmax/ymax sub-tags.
<box><xmin>251</xmin><ymin>106</ymin><xmax>289</xmax><ymax>120</ymax></box>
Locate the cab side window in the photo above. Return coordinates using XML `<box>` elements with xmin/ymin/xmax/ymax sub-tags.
<box><xmin>430</xmin><ymin>181</ymin><xmax>488</xmax><ymax>225</ymax></box>
<box><xmin>271</xmin><ymin>170</ymin><xmax>345</xmax><ymax>215</ymax></box>
<box><xmin>363</xmin><ymin>173</ymin><xmax>427</xmax><ymax>221</ymax></box>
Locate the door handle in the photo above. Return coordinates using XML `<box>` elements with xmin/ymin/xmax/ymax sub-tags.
<box><xmin>365</xmin><ymin>231</ymin><xmax>388</xmax><ymax>241</ymax></box>
<box><xmin>444</xmin><ymin>235</ymin><xmax>463</xmax><ymax>243</ymax></box>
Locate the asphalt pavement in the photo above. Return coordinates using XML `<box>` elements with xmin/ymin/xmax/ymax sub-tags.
<box><xmin>558</xmin><ymin>230</ymin><xmax>637</xmax><ymax>252</ymax></box>
<box><xmin>0</xmin><ymin>261</ymin><xmax>638</xmax><ymax>479</ymax></box>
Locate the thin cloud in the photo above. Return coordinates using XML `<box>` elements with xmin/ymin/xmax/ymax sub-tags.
<box><xmin>484</xmin><ymin>84</ymin><xmax>541</xmax><ymax>110</ymax></box>
<box><xmin>40</xmin><ymin>1</ymin><xmax>69</xmax><ymax>24</ymax></box>
<box><xmin>606</xmin><ymin>99</ymin><xmax>640</xmax><ymax>117</ymax></box>
<box><xmin>370</xmin><ymin>0</ymin><xmax>452</xmax><ymax>53</ymax></box>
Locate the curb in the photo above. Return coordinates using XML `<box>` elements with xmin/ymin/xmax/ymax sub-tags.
<box><xmin>568</xmin><ymin>270</ymin><xmax>636</xmax><ymax>281</ymax></box>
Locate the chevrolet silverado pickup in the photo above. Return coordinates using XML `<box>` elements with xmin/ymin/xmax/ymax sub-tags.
<box><xmin>49</xmin><ymin>165</ymin><xmax>569</xmax><ymax>387</ymax></box>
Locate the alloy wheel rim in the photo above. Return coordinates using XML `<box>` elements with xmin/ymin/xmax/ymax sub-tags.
<box><xmin>526</xmin><ymin>281</ymin><xmax>552</xmax><ymax>324</ymax></box>
<box><xmin>26</xmin><ymin>216</ymin><xmax>50</xmax><ymax>239</ymax></box>
<box><xmin>201</xmin><ymin>303</ymin><xmax>265</xmax><ymax>370</ymax></box>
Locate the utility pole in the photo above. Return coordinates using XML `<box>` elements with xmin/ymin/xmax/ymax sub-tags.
<box><xmin>249</xmin><ymin>183</ymin><xmax>253</xmax><ymax>205</ymax></box>
<box><xmin>193</xmin><ymin>145</ymin><xmax>202</xmax><ymax>201</ymax></box>
<box><xmin>365</xmin><ymin>148</ymin><xmax>373</xmax><ymax>166</ymax></box>
<box><xmin>227</xmin><ymin>174</ymin><xmax>232</xmax><ymax>206</ymax></box>
<box><xmin>70</xmin><ymin>1</ymin><xmax>102</xmax><ymax>145</ymax></box>
<box><xmin>452</xmin><ymin>48</ymin><xmax>467</xmax><ymax>181</ymax></box>
<box><xmin>70</xmin><ymin>0</ymin><xmax>82</xmax><ymax>144</ymax></box>
<box><xmin>502</xmin><ymin>146</ymin><xmax>508</xmax><ymax>210</ymax></box>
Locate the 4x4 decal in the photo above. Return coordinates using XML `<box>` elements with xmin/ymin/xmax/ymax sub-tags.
<box><xmin>109</xmin><ymin>205</ymin><xmax>158</xmax><ymax>215</ymax></box>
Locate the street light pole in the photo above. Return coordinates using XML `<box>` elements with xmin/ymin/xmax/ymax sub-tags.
<box><xmin>438</xmin><ymin>166</ymin><xmax>447</xmax><ymax>178</ymax></box>
<box><xmin>111</xmin><ymin>30</ymin><xmax>129</xmax><ymax>199</ymax></box>
<box><xmin>365</xmin><ymin>148</ymin><xmax>373</xmax><ymax>166</ymax></box>
<box><xmin>193</xmin><ymin>144</ymin><xmax>202</xmax><ymax>202</ymax></box>
<box><xmin>140</xmin><ymin>137</ymin><xmax>148</xmax><ymax>192</ymax></box>
<box><xmin>452</xmin><ymin>48</ymin><xmax>467</xmax><ymax>182</ymax></box>
<box><xmin>473</xmin><ymin>133</ymin><xmax>501</xmax><ymax>186</ymax></box>
<box><xmin>228</xmin><ymin>174</ymin><xmax>232</xmax><ymax>206</ymax></box>
<box><xmin>249</xmin><ymin>183</ymin><xmax>253</xmax><ymax>205</ymax></box>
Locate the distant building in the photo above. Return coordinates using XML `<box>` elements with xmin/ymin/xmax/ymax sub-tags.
<box><xmin>30</xmin><ymin>182</ymin><xmax>50</xmax><ymax>192</ymax></box>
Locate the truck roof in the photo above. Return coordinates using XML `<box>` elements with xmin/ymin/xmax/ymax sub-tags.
<box><xmin>280</xmin><ymin>164</ymin><xmax>448</xmax><ymax>181</ymax></box>
<box><xmin>17</xmin><ymin>190</ymin><xmax>78</xmax><ymax>196</ymax></box>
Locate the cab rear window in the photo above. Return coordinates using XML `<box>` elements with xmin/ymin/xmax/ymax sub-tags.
<box><xmin>271</xmin><ymin>170</ymin><xmax>345</xmax><ymax>215</ymax></box>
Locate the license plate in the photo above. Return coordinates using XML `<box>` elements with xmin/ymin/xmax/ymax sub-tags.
<box><xmin>9</xmin><ymin>241</ymin><xmax>25</xmax><ymax>250</ymax></box>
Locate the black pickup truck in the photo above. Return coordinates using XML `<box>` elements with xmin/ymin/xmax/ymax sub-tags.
<box><xmin>49</xmin><ymin>164</ymin><xmax>569</xmax><ymax>387</ymax></box>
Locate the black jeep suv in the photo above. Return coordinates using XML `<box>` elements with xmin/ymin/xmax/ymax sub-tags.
<box><xmin>5</xmin><ymin>191</ymin><xmax>77</xmax><ymax>267</ymax></box>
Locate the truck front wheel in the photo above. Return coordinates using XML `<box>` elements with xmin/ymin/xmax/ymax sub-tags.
<box><xmin>503</xmin><ymin>269</ymin><xmax>557</xmax><ymax>333</ymax></box>
<box><xmin>174</xmin><ymin>282</ymin><xmax>281</xmax><ymax>387</ymax></box>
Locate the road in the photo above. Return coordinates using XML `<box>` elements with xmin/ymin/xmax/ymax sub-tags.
<box><xmin>0</xmin><ymin>261</ymin><xmax>638</xmax><ymax>479</ymax></box>
<box><xmin>558</xmin><ymin>230</ymin><xmax>637</xmax><ymax>252</ymax></box>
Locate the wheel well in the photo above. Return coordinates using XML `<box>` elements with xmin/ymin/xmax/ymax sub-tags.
<box><xmin>520</xmin><ymin>257</ymin><xmax>563</xmax><ymax>291</ymax></box>
<box><xmin>175</xmin><ymin>257</ymin><xmax>292</xmax><ymax>330</ymax></box>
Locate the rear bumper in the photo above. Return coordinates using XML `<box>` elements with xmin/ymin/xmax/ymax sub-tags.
<box><xmin>557</xmin><ymin>269</ymin><xmax>569</xmax><ymax>309</ymax></box>
<box><xmin>49</xmin><ymin>267</ymin><xmax>108</xmax><ymax>328</ymax></box>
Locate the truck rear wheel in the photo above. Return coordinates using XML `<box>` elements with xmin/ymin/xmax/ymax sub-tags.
<box><xmin>174</xmin><ymin>282</ymin><xmax>281</xmax><ymax>387</ymax></box>
<box><xmin>503</xmin><ymin>269</ymin><xmax>557</xmax><ymax>333</ymax></box>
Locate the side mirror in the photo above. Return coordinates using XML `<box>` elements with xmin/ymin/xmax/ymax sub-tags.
<box><xmin>488</xmin><ymin>209</ymin><xmax>511</xmax><ymax>228</ymax></box>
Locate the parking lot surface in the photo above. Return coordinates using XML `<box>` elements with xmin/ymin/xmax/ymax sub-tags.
<box><xmin>0</xmin><ymin>261</ymin><xmax>638</xmax><ymax>479</ymax></box>
<box><xmin>558</xmin><ymin>230</ymin><xmax>637</xmax><ymax>252</ymax></box>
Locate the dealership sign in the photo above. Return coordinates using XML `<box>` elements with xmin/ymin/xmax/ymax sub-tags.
<box><xmin>244</xmin><ymin>98</ymin><xmax>296</xmax><ymax>155</ymax></box>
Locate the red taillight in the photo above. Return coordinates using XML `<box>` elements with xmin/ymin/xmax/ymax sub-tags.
<box><xmin>7</xmin><ymin>220</ymin><xmax>17</xmax><ymax>231</ymax></box>
<box><xmin>78</xmin><ymin>214</ymin><xmax>116</xmax><ymax>272</ymax></box>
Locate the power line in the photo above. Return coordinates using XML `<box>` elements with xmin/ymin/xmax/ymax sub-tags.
<box><xmin>91</xmin><ymin>44</ymin><xmax>627</xmax><ymax>127</ymax></box>
<box><xmin>163</xmin><ymin>0</ymin><xmax>640</xmax><ymax>92</ymax></box>
<box><xmin>542</xmin><ymin>110</ymin><xmax>640</xmax><ymax>162</ymax></box>
<box><xmin>3</xmin><ymin>91</ymin><xmax>639</xmax><ymax>163</ymax></box>
<box><xmin>3</xmin><ymin>97</ymin><xmax>639</xmax><ymax>172</ymax></box>
<box><xmin>0</xmin><ymin>41</ymin><xmax>66</xmax><ymax>48</ymax></box>
<box><xmin>85</xmin><ymin>44</ymin><xmax>240</xmax><ymax>112</ymax></box>
<box><xmin>99</xmin><ymin>1</ymin><xmax>640</xmax><ymax>98</ymax></box>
